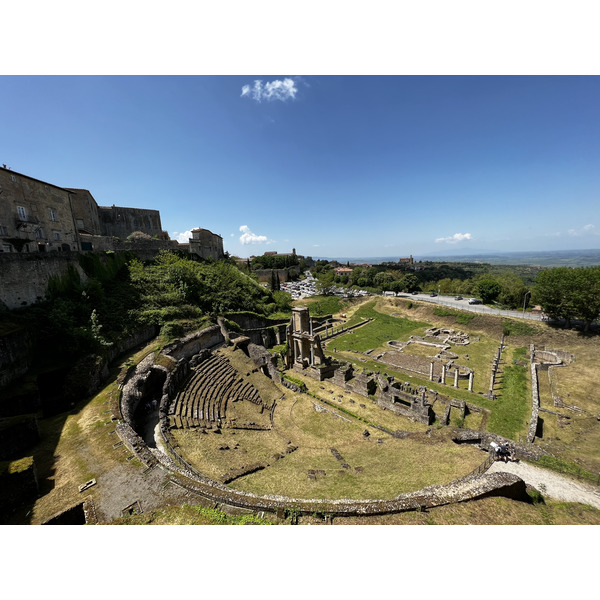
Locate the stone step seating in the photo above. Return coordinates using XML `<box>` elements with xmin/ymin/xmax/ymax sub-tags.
<box><xmin>170</xmin><ymin>352</ymin><xmax>268</xmax><ymax>429</ymax></box>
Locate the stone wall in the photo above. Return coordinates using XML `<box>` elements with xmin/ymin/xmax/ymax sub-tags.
<box><xmin>161</xmin><ymin>326</ymin><xmax>224</xmax><ymax>362</ymax></box>
<box><xmin>225</xmin><ymin>312</ymin><xmax>288</xmax><ymax>348</ymax></box>
<box><xmin>78</xmin><ymin>234</ymin><xmax>179</xmax><ymax>260</ymax></box>
<box><xmin>0</xmin><ymin>252</ymin><xmax>88</xmax><ymax>309</ymax></box>
<box><xmin>97</xmin><ymin>205</ymin><xmax>164</xmax><ymax>239</ymax></box>
<box><xmin>528</xmin><ymin>345</ymin><xmax>541</xmax><ymax>444</ymax></box>
<box><xmin>68</xmin><ymin>189</ymin><xmax>102</xmax><ymax>235</ymax></box>
<box><xmin>0</xmin><ymin>325</ymin><xmax>32</xmax><ymax>388</ymax></box>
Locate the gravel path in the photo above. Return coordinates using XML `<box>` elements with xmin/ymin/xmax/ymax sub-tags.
<box><xmin>488</xmin><ymin>461</ymin><xmax>600</xmax><ymax>509</ymax></box>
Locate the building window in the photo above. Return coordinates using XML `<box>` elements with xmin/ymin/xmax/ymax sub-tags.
<box><xmin>2</xmin><ymin>244</ymin><xmax>11</xmax><ymax>252</ymax></box>
<box><xmin>35</xmin><ymin>228</ymin><xmax>44</xmax><ymax>239</ymax></box>
<box><xmin>53</xmin><ymin>231</ymin><xmax>61</xmax><ymax>241</ymax></box>
<box><xmin>49</xmin><ymin>208</ymin><xmax>58</xmax><ymax>221</ymax></box>
<box><xmin>76</xmin><ymin>219</ymin><xmax>84</xmax><ymax>229</ymax></box>
<box><xmin>17</xmin><ymin>205</ymin><xmax>27</xmax><ymax>220</ymax></box>
<box><xmin>10</xmin><ymin>175</ymin><xmax>16</xmax><ymax>182</ymax></box>
<box><xmin>0</xmin><ymin>225</ymin><xmax>7</xmax><ymax>236</ymax></box>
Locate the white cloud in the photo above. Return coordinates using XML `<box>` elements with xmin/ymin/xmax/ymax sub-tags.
<box><xmin>173</xmin><ymin>228</ymin><xmax>198</xmax><ymax>243</ymax></box>
<box><xmin>239</xmin><ymin>224</ymin><xmax>273</xmax><ymax>245</ymax></box>
<box><xmin>241</xmin><ymin>78</ymin><xmax>298</xmax><ymax>103</ymax></box>
<box><xmin>568</xmin><ymin>224</ymin><xmax>597</xmax><ymax>237</ymax></box>
<box><xmin>435</xmin><ymin>232</ymin><xmax>473</xmax><ymax>244</ymax></box>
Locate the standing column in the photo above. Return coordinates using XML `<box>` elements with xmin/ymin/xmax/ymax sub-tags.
<box><xmin>429</xmin><ymin>362</ymin><xmax>434</xmax><ymax>382</ymax></box>
<box><xmin>454</xmin><ymin>369</ymin><xmax>459</xmax><ymax>388</ymax></box>
<box><xmin>441</xmin><ymin>364</ymin><xmax>446</xmax><ymax>384</ymax></box>
<box><xmin>468</xmin><ymin>371</ymin><xmax>474</xmax><ymax>392</ymax></box>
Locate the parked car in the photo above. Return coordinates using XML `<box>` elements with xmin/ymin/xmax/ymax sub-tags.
<box><xmin>454</xmin><ymin>296</ymin><xmax>463</xmax><ymax>300</ymax></box>
<box><xmin>430</xmin><ymin>292</ymin><xmax>438</xmax><ymax>297</ymax></box>
<box><xmin>412</xmin><ymin>291</ymin><xmax>418</xmax><ymax>295</ymax></box>
<box><xmin>468</xmin><ymin>298</ymin><xmax>482</xmax><ymax>305</ymax></box>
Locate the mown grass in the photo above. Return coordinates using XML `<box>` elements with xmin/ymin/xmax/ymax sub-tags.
<box><xmin>331</xmin><ymin>300</ymin><xmax>428</xmax><ymax>353</ymax></box>
<box><xmin>295</xmin><ymin>295</ymin><xmax>346</xmax><ymax>316</ymax></box>
<box><xmin>485</xmin><ymin>347</ymin><xmax>531</xmax><ymax>439</ymax></box>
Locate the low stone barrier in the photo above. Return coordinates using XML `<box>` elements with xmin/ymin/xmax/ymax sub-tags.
<box><xmin>528</xmin><ymin>360</ymin><xmax>541</xmax><ymax>444</ymax></box>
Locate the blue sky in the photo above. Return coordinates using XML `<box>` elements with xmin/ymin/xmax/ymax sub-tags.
<box><xmin>1</xmin><ymin>75</ymin><xmax>599</xmax><ymax>259</ymax></box>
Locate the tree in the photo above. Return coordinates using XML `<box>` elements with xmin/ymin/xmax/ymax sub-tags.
<box><xmin>389</xmin><ymin>280</ymin><xmax>404</xmax><ymax>294</ymax></box>
<box><xmin>374</xmin><ymin>271</ymin><xmax>394</xmax><ymax>290</ymax></box>
<box><xmin>402</xmin><ymin>274</ymin><xmax>420</xmax><ymax>293</ymax></box>
<box><xmin>572</xmin><ymin>267</ymin><xmax>600</xmax><ymax>331</ymax></box>
<box><xmin>474</xmin><ymin>279</ymin><xmax>502</xmax><ymax>304</ymax></box>
<box><xmin>533</xmin><ymin>267</ymin><xmax>578</xmax><ymax>326</ymax></box>
<box><xmin>497</xmin><ymin>274</ymin><xmax>529</xmax><ymax>309</ymax></box>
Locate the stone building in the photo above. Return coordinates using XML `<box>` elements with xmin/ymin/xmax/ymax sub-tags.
<box><xmin>67</xmin><ymin>188</ymin><xmax>102</xmax><ymax>236</ymax></box>
<box><xmin>188</xmin><ymin>228</ymin><xmax>224</xmax><ymax>260</ymax></box>
<box><xmin>97</xmin><ymin>205</ymin><xmax>166</xmax><ymax>240</ymax></box>
<box><xmin>0</xmin><ymin>166</ymin><xmax>80</xmax><ymax>253</ymax></box>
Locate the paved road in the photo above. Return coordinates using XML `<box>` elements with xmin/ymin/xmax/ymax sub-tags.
<box><xmin>398</xmin><ymin>293</ymin><xmax>545</xmax><ymax>321</ymax></box>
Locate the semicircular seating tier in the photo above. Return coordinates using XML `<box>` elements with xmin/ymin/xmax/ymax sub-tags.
<box><xmin>168</xmin><ymin>352</ymin><xmax>273</xmax><ymax>429</ymax></box>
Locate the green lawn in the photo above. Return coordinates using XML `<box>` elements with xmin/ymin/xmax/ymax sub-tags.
<box><xmin>331</xmin><ymin>300</ymin><xmax>429</xmax><ymax>353</ymax></box>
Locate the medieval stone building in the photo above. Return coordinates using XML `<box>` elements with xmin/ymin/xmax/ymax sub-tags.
<box><xmin>0</xmin><ymin>166</ymin><xmax>80</xmax><ymax>253</ymax></box>
<box><xmin>188</xmin><ymin>227</ymin><xmax>224</xmax><ymax>260</ymax></box>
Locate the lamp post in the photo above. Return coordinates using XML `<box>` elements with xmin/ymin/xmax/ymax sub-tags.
<box><xmin>523</xmin><ymin>291</ymin><xmax>531</xmax><ymax>316</ymax></box>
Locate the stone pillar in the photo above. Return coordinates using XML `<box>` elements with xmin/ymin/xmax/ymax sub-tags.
<box><xmin>310</xmin><ymin>344</ymin><xmax>314</xmax><ymax>366</ymax></box>
<box><xmin>441</xmin><ymin>364</ymin><xmax>446</xmax><ymax>385</ymax></box>
<box><xmin>429</xmin><ymin>362</ymin><xmax>434</xmax><ymax>382</ymax></box>
<box><xmin>468</xmin><ymin>371</ymin><xmax>474</xmax><ymax>392</ymax></box>
<box><xmin>454</xmin><ymin>369</ymin><xmax>459</xmax><ymax>388</ymax></box>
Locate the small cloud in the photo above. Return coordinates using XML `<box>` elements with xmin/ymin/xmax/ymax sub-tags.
<box><xmin>173</xmin><ymin>228</ymin><xmax>198</xmax><ymax>243</ymax></box>
<box><xmin>239</xmin><ymin>224</ymin><xmax>273</xmax><ymax>245</ymax></box>
<box><xmin>241</xmin><ymin>78</ymin><xmax>298</xmax><ymax>103</ymax></box>
<box><xmin>546</xmin><ymin>232</ymin><xmax>562</xmax><ymax>237</ymax></box>
<box><xmin>568</xmin><ymin>224</ymin><xmax>597</xmax><ymax>237</ymax></box>
<box><xmin>435</xmin><ymin>233</ymin><xmax>473</xmax><ymax>244</ymax></box>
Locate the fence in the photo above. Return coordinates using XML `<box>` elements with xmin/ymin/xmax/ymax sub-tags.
<box><xmin>467</xmin><ymin>453</ymin><xmax>496</xmax><ymax>478</ymax></box>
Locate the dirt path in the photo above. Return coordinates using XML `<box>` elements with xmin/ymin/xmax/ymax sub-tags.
<box><xmin>488</xmin><ymin>461</ymin><xmax>600</xmax><ymax>509</ymax></box>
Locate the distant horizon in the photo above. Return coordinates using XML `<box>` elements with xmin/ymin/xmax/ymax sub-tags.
<box><xmin>304</xmin><ymin>248</ymin><xmax>600</xmax><ymax>267</ymax></box>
